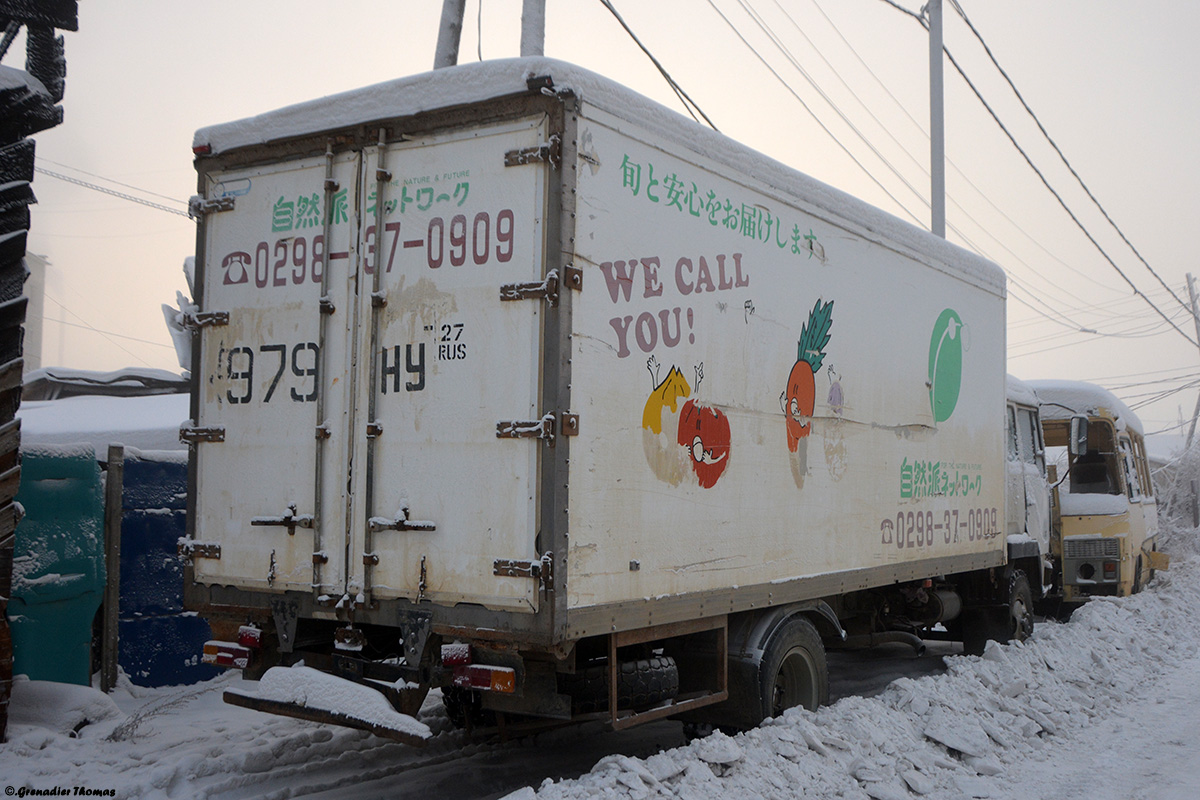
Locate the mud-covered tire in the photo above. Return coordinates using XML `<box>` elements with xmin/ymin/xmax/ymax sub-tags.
<box><xmin>560</xmin><ymin>656</ymin><xmax>679</xmax><ymax>714</ymax></box>
<box><xmin>758</xmin><ymin>617</ymin><xmax>828</xmax><ymax>722</ymax></box>
<box><xmin>1132</xmin><ymin>556</ymin><xmax>1144</xmax><ymax>594</ymax></box>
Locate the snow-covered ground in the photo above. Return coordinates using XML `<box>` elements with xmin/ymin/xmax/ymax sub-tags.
<box><xmin>3</xmin><ymin>523</ymin><xmax>1198</xmax><ymax>800</ymax></box>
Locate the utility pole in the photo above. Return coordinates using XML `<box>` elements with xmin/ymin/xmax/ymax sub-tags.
<box><xmin>1185</xmin><ymin>273</ymin><xmax>1200</xmax><ymax>527</ymax></box>
<box><xmin>521</xmin><ymin>0</ymin><xmax>546</xmax><ymax>57</ymax></box>
<box><xmin>434</xmin><ymin>0</ymin><xmax>467</xmax><ymax>69</ymax></box>
<box><xmin>928</xmin><ymin>0</ymin><xmax>946</xmax><ymax>238</ymax></box>
<box><xmin>1186</xmin><ymin>273</ymin><xmax>1200</xmax><ymax>447</ymax></box>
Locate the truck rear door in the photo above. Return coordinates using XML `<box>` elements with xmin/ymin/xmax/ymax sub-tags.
<box><xmin>192</xmin><ymin>151</ymin><xmax>361</xmax><ymax>598</ymax></box>
<box><xmin>349</xmin><ymin>117</ymin><xmax>550</xmax><ymax>612</ymax></box>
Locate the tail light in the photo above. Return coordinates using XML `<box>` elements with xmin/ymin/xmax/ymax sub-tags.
<box><xmin>441</xmin><ymin>642</ymin><xmax>471</xmax><ymax>666</ymax></box>
<box><xmin>238</xmin><ymin>625</ymin><xmax>262</xmax><ymax>649</ymax></box>
<box><xmin>203</xmin><ymin>640</ymin><xmax>250</xmax><ymax>669</ymax></box>
<box><xmin>440</xmin><ymin>643</ymin><xmax>516</xmax><ymax>693</ymax></box>
<box><xmin>453</xmin><ymin>664</ymin><xmax>516</xmax><ymax>693</ymax></box>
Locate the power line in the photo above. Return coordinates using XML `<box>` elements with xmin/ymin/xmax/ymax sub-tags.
<box><xmin>598</xmin><ymin>0</ymin><xmax>719</xmax><ymax>130</ymax></box>
<box><xmin>51</xmin><ymin>317</ymin><xmax>175</xmax><ymax>349</ymax></box>
<box><xmin>37</xmin><ymin>158</ymin><xmax>189</xmax><ymax>205</ymax></box>
<box><xmin>44</xmin><ymin>293</ymin><xmax>155</xmax><ymax>367</ymax></box>
<box><xmin>703</xmin><ymin>0</ymin><xmax>925</xmax><ymax>226</ymax></box>
<box><xmin>34</xmin><ymin>167</ymin><xmax>192</xmax><ymax>219</ymax></box>
<box><xmin>872</xmin><ymin>0</ymin><xmax>1198</xmax><ymax>350</ymax></box>
<box><xmin>753</xmin><ymin>0</ymin><xmax>1170</xmax><ymax>346</ymax></box>
<box><xmin>947</xmin><ymin>0</ymin><xmax>1190</xmax><ymax>316</ymax></box>
<box><xmin>803</xmin><ymin>0</ymin><xmax>1128</xmax><ymax>306</ymax></box>
<box><xmin>734</xmin><ymin>0</ymin><xmax>931</xmax><ymax>214</ymax></box>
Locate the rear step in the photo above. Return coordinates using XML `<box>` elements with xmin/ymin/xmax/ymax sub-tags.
<box><xmin>224</xmin><ymin>665</ymin><xmax>432</xmax><ymax>747</ymax></box>
<box><xmin>224</xmin><ymin>691</ymin><xmax>430</xmax><ymax>746</ymax></box>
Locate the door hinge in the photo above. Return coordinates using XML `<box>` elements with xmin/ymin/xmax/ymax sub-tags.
<box><xmin>504</xmin><ymin>135</ymin><xmax>561</xmax><ymax>168</ymax></box>
<box><xmin>178</xmin><ymin>539</ymin><xmax>222</xmax><ymax>560</ymax></box>
<box><xmin>250</xmin><ymin>503</ymin><xmax>314</xmax><ymax>536</ymax></box>
<box><xmin>189</xmin><ymin>195</ymin><xmax>236</xmax><ymax>217</ymax></box>
<box><xmin>496</xmin><ymin>411</ymin><xmax>579</xmax><ymax>445</ymax></box>
<box><xmin>180</xmin><ymin>423</ymin><xmax>225</xmax><ymax>445</ymax></box>
<box><xmin>182</xmin><ymin>309</ymin><xmax>229</xmax><ymax>329</ymax></box>
<box><xmin>493</xmin><ymin>552</ymin><xmax>554</xmax><ymax>594</ymax></box>
<box><xmin>500</xmin><ymin>266</ymin><xmax>582</xmax><ymax>307</ymax></box>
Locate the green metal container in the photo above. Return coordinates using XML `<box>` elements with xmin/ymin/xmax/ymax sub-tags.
<box><xmin>8</xmin><ymin>445</ymin><xmax>105</xmax><ymax>686</ymax></box>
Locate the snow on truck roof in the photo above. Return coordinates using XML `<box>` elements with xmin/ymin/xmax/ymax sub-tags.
<box><xmin>1027</xmin><ymin>379</ymin><xmax>1143</xmax><ymax>436</ymax></box>
<box><xmin>194</xmin><ymin>57</ymin><xmax>1005</xmax><ymax>296</ymax></box>
<box><xmin>1006</xmin><ymin>374</ymin><xmax>1040</xmax><ymax>408</ymax></box>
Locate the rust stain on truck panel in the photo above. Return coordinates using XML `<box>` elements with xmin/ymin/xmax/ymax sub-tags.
<box><xmin>387</xmin><ymin>276</ymin><xmax>458</xmax><ymax>341</ymax></box>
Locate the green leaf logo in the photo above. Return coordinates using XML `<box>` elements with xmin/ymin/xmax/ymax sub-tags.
<box><xmin>929</xmin><ymin>309</ymin><xmax>964</xmax><ymax>423</ymax></box>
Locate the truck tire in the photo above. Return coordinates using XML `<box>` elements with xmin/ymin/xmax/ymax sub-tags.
<box><xmin>1132</xmin><ymin>556</ymin><xmax>1143</xmax><ymax>594</ymax></box>
<box><xmin>963</xmin><ymin>569</ymin><xmax>1034</xmax><ymax>655</ymax></box>
<box><xmin>560</xmin><ymin>655</ymin><xmax>679</xmax><ymax>714</ymax></box>
<box><xmin>1007</xmin><ymin>570</ymin><xmax>1035</xmax><ymax>643</ymax></box>
<box><xmin>758</xmin><ymin>617</ymin><xmax>828</xmax><ymax>721</ymax></box>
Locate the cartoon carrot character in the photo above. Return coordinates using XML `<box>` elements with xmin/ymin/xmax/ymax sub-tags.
<box><xmin>781</xmin><ymin>299</ymin><xmax>834</xmax><ymax>452</ymax></box>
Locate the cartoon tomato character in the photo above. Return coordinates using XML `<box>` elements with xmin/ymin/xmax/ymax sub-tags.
<box><xmin>782</xmin><ymin>299</ymin><xmax>834</xmax><ymax>452</ymax></box>
<box><xmin>677</xmin><ymin>399</ymin><xmax>730</xmax><ymax>489</ymax></box>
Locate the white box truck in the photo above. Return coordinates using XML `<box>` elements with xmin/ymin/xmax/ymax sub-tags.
<box><xmin>182</xmin><ymin>58</ymin><xmax>1038</xmax><ymax>741</ymax></box>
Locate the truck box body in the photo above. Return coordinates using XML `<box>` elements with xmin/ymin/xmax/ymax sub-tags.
<box><xmin>186</xmin><ymin>59</ymin><xmax>1007</xmax><ymax>662</ymax></box>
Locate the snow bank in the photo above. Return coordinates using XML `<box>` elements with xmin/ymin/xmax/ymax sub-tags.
<box><xmin>1</xmin><ymin>533</ymin><xmax>1197</xmax><ymax>798</ymax></box>
<box><xmin>517</xmin><ymin>552</ymin><xmax>1200</xmax><ymax>799</ymax></box>
<box><xmin>6</xmin><ymin>677</ymin><xmax>122</xmax><ymax>737</ymax></box>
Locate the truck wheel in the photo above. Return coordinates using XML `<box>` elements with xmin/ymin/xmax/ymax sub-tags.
<box><xmin>1132</xmin><ymin>556</ymin><xmax>1143</xmax><ymax>594</ymax></box>
<box><xmin>962</xmin><ymin>570</ymin><xmax>1034</xmax><ymax>656</ymax></box>
<box><xmin>1007</xmin><ymin>570</ymin><xmax>1035</xmax><ymax>643</ymax></box>
<box><xmin>560</xmin><ymin>655</ymin><xmax>679</xmax><ymax>714</ymax></box>
<box><xmin>759</xmin><ymin>617</ymin><xmax>827</xmax><ymax>722</ymax></box>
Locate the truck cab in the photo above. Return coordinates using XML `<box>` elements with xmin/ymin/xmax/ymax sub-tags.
<box><xmin>1005</xmin><ymin>376</ymin><xmax>1052</xmax><ymax>591</ymax></box>
<box><xmin>1027</xmin><ymin>380</ymin><xmax>1164</xmax><ymax>602</ymax></box>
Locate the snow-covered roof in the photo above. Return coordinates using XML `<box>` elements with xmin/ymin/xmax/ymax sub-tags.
<box><xmin>23</xmin><ymin>366</ymin><xmax>188</xmax><ymax>401</ymax></box>
<box><xmin>18</xmin><ymin>393</ymin><xmax>189</xmax><ymax>453</ymax></box>
<box><xmin>194</xmin><ymin>57</ymin><xmax>1004</xmax><ymax>296</ymax></box>
<box><xmin>1006</xmin><ymin>374</ymin><xmax>1039</xmax><ymax>408</ymax></box>
<box><xmin>1027</xmin><ymin>379</ymin><xmax>1142</xmax><ymax>436</ymax></box>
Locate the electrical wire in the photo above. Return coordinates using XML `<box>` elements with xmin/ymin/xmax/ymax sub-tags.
<box><xmin>598</xmin><ymin>0</ymin><xmax>720</xmax><ymax>130</ymax></box>
<box><xmin>947</xmin><ymin>0</ymin><xmax>1190</xmax><ymax>316</ymax></box>
<box><xmin>733</xmin><ymin>0</ymin><xmax>931</xmax><ymax>214</ymax></box>
<box><xmin>872</xmin><ymin>0</ymin><xmax>1198</xmax><ymax>350</ymax></box>
<box><xmin>43</xmin><ymin>294</ymin><xmax>155</xmax><ymax>367</ymax></box>
<box><xmin>804</xmin><ymin>0</ymin><xmax>1125</xmax><ymax>298</ymax></box>
<box><xmin>37</xmin><ymin>158</ymin><xmax>189</xmax><ymax>206</ymax></box>
<box><xmin>35</xmin><ymin>167</ymin><xmax>192</xmax><ymax>218</ymax></box>
<box><xmin>703</xmin><ymin>0</ymin><xmax>925</xmax><ymax>225</ymax></box>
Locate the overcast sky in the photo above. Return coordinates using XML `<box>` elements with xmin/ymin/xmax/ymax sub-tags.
<box><xmin>20</xmin><ymin>0</ymin><xmax>1200</xmax><ymax>442</ymax></box>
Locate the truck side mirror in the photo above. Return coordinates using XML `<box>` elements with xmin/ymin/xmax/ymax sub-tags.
<box><xmin>1068</xmin><ymin>415</ymin><xmax>1089</xmax><ymax>456</ymax></box>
